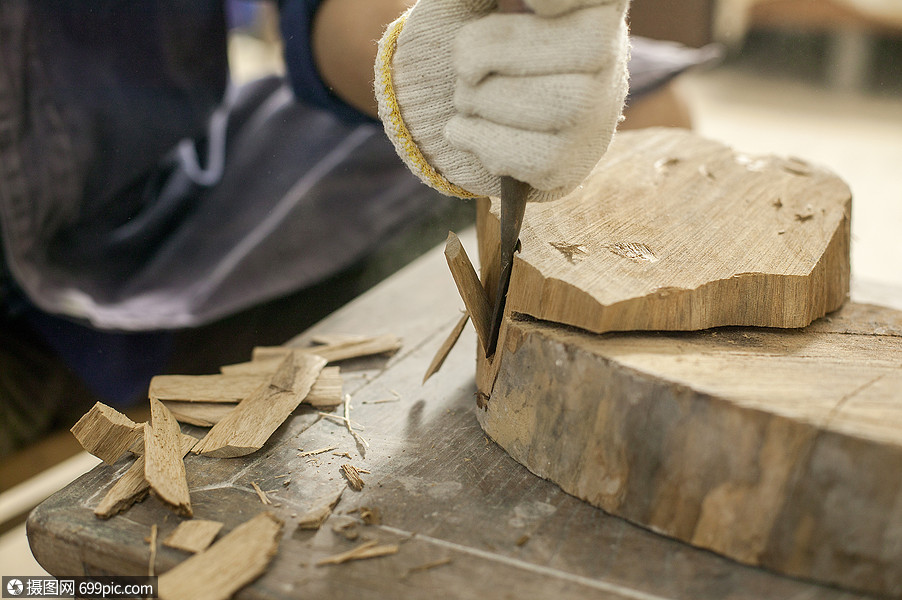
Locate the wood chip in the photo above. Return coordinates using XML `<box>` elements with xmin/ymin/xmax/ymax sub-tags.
<box><xmin>340</xmin><ymin>464</ymin><xmax>365</xmax><ymax>491</ymax></box>
<box><xmin>94</xmin><ymin>434</ymin><xmax>196</xmax><ymax>519</ymax></box>
<box><xmin>315</xmin><ymin>540</ymin><xmax>400</xmax><ymax>566</ymax></box>
<box><xmin>423</xmin><ymin>313</ymin><xmax>469</xmax><ymax>383</ymax></box>
<box><xmin>219</xmin><ymin>357</ymin><xmax>283</xmax><ymax>376</ymax></box>
<box><xmin>268</xmin><ymin>352</ymin><xmax>298</xmax><ymax>392</ymax></box>
<box><xmin>254</xmin><ymin>333</ymin><xmax>402</xmax><ymax>364</ymax></box>
<box><xmin>402</xmin><ymin>557</ymin><xmax>453</xmax><ymax>579</ymax></box>
<box><xmin>70</xmin><ymin>402</ymin><xmax>143</xmax><ymax>465</ymax></box>
<box><xmin>162</xmin><ymin>401</ymin><xmax>234</xmax><ymax>427</ymax></box>
<box><xmin>149</xmin><ymin>374</ymin><xmax>265</xmax><ymax>403</ymax></box>
<box><xmin>158</xmin><ymin>512</ymin><xmax>283</xmax><ymax>600</ymax></box>
<box><xmin>193</xmin><ymin>353</ymin><xmax>327</xmax><ymax>458</ymax></box>
<box><xmin>331</xmin><ymin>517</ymin><xmax>359</xmax><ymax>541</ymax></box>
<box><xmin>298</xmin><ymin>446</ymin><xmax>338</xmax><ymax>457</ymax></box>
<box><xmin>251</xmin><ymin>481</ymin><xmax>272</xmax><ymax>505</ymax></box>
<box><xmin>95</xmin><ymin>456</ymin><xmax>151</xmax><ymax>518</ymax></box>
<box><xmin>357</xmin><ymin>506</ymin><xmax>381</xmax><ymax>525</ymax></box>
<box><xmin>296</xmin><ymin>488</ymin><xmax>344</xmax><ymax>531</ymax></box>
<box><xmin>148</xmin><ymin>524</ymin><xmax>158</xmax><ymax>577</ymax></box>
<box><xmin>304</xmin><ymin>366</ymin><xmax>343</xmax><ymax>408</ymax></box>
<box><xmin>163</xmin><ymin>520</ymin><xmax>224</xmax><ymax>554</ymax></box>
<box><xmin>145</xmin><ymin>399</ymin><xmax>192</xmax><ymax>517</ymax></box>
<box><xmin>443</xmin><ymin>232</ymin><xmax>492</xmax><ymax>355</ymax></box>
<box><xmin>310</xmin><ymin>333</ymin><xmax>369</xmax><ymax>346</ymax></box>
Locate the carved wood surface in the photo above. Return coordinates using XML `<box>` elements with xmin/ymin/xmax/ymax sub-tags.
<box><xmin>482</xmin><ymin>128</ymin><xmax>851</xmax><ymax>338</ymax></box>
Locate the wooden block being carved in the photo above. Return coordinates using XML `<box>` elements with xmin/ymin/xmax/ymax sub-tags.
<box><xmin>70</xmin><ymin>403</ymin><xmax>143</xmax><ymax>465</ymax></box>
<box><xmin>476</xmin><ymin>128</ymin><xmax>851</xmax><ymax>341</ymax></box>
<box><xmin>95</xmin><ymin>434</ymin><xmax>196</xmax><ymax>519</ymax></box>
<box><xmin>145</xmin><ymin>399</ymin><xmax>192</xmax><ymax>517</ymax></box>
<box><xmin>163</xmin><ymin>519</ymin><xmax>224</xmax><ymax>554</ymax></box>
<box><xmin>478</xmin><ymin>302</ymin><xmax>902</xmax><ymax>597</ymax></box>
<box><xmin>158</xmin><ymin>511</ymin><xmax>282</xmax><ymax>600</ymax></box>
<box><xmin>193</xmin><ymin>353</ymin><xmax>327</xmax><ymax>458</ymax></box>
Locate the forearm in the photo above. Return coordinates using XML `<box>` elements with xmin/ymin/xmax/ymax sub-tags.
<box><xmin>311</xmin><ymin>0</ymin><xmax>414</xmax><ymax>119</ymax></box>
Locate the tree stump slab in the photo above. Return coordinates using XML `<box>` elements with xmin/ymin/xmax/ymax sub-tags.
<box><xmin>477</xmin><ymin>302</ymin><xmax>902</xmax><ymax>597</ymax></box>
<box><xmin>471</xmin><ymin>129</ymin><xmax>901</xmax><ymax>596</ymax></box>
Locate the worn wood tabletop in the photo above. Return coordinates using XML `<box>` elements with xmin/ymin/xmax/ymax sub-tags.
<box><xmin>28</xmin><ymin>230</ymin><xmax>877</xmax><ymax>599</ymax></box>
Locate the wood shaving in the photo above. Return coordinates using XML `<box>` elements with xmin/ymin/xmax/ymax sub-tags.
<box><xmin>296</xmin><ymin>488</ymin><xmax>344</xmax><ymax>531</ymax></box>
<box><xmin>423</xmin><ymin>314</ymin><xmax>469</xmax><ymax>383</ymax></box>
<box><xmin>402</xmin><ymin>557</ymin><xmax>453</xmax><ymax>579</ymax></box>
<box><xmin>163</xmin><ymin>520</ymin><xmax>224</xmax><ymax>554</ymax></box>
<box><xmin>316</xmin><ymin>540</ymin><xmax>400</xmax><ymax>566</ymax></box>
<box><xmin>148</xmin><ymin>524</ymin><xmax>158</xmax><ymax>577</ymax></box>
<box><xmin>70</xmin><ymin>403</ymin><xmax>143</xmax><ymax>465</ymax></box>
<box><xmin>251</xmin><ymin>481</ymin><xmax>272</xmax><ymax>505</ymax></box>
<box><xmin>298</xmin><ymin>446</ymin><xmax>338</xmax><ymax>457</ymax></box>
<box><xmin>158</xmin><ymin>512</ymin><xmax>283</xmax><ymax>600</ymax></box>
<box><xmin>340</xmin><ymin>464</ymin><xmax>365</xmax><ymax>491</ymax></box>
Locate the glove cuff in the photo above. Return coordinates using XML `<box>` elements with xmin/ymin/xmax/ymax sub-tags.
<box><xmin>375</xmin><ymin>12</ymin><xmax>479</xmax><ymax>199</ymax></box>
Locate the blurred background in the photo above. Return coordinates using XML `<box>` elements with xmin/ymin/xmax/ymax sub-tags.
<box><xmin>3</xmin><ymin>0</ymin><xmax>901</xmax><ymax>576</ymax></box>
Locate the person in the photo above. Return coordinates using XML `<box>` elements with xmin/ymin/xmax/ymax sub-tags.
<box><xmin>0</xmin><ymin>0</ymin><xmax>716</xmax><ymax>458</ymax></box>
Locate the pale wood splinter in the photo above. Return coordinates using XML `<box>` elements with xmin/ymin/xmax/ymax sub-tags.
<box><xmin>94</xmin><ymin>434</ymin><xmax>196</xmax><ymax>519</ymax></box>
<box><xmin>145</xmin><ymin>399</ymin><xmax>193</xmax><ymax>517</ymax></box>
<box><xmin>193</xmin><ymin>353</ymin><xmax>327</xmax><ymax>458</ymax></box>
<box><xmin>158</xmin><ymin>511</ymin><xmax>283</xmax><ymax>600</ymax></box>
<box><xmin>163</xmin><ymin>519</ymin><xmax>224</xmax><ymax>554</ymax></box>
<box><xmin>444</xmin><ymin>232</ymin><xmax>492</xmax><ymax>354</ymax></box>
<box><xmin>70</xmin><ymin>402</ymin><xmax>143</xmax><ymax>465</ymax></box>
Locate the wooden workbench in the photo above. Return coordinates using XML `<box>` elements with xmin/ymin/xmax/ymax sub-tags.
<box><xmin>27</xmin><ymin>230</ymin><xmax>877</xmax><ymax>599</ymax></box>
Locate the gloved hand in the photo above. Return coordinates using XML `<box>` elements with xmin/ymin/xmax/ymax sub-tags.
<box><xmin>375</xmin><ymin>0</ymin><xmax>630</xmax><ymax>202</ymax></box>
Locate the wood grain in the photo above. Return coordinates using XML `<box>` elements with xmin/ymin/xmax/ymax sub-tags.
<box><xmin>193</xmin><ymin>353</ymin><xmax>327</xmax><ymax>458</ymax></box>
<box><xmin>144</xmin><ymin>399</ymin><xmax>192</xmax><ymax>517</ymax></box>
<box><xmin>158</xmin><ymin>511</ymin><xmax>282</xmax><ymax>600</ymax></box>
<box><xmin>478</xmin><ymin>302</ymin><xmax>902</xmax><ymax>597</ymax></box>
<box><xmin>70</xmin><ymin>403</ymin><xmax>143</xmax><ymax>465</ymax></box>
<box><xmin>481</xmin><ymin>128</ymin><xmax>851</xmax><ymax>339</ymax></box>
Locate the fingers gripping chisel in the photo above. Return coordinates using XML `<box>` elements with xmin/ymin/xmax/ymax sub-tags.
<box><xmin>484</xmin><ymin>0</ymin><xmax>532</xmax><ymax>358</ymax></box>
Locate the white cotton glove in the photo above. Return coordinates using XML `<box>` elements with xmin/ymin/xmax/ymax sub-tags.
<box><xmin>375</xmin><ymin>0</ymin><xmax>630</xmax><ymax>202</ymax></box>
